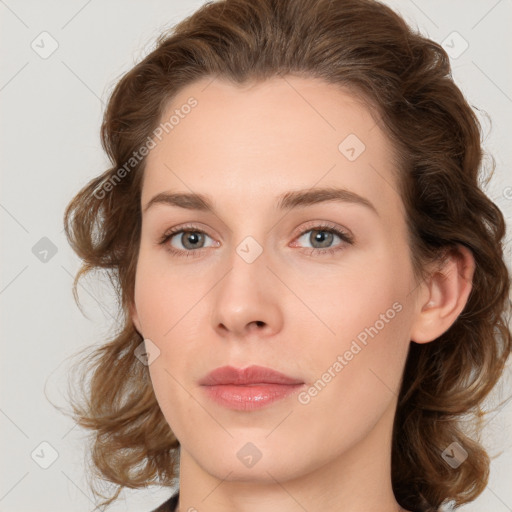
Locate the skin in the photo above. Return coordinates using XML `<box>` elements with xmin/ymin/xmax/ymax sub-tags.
<box><xmin>130</xmin><ymin>75</ymin><xmax>475</xmax><ymax>512</ymax></box>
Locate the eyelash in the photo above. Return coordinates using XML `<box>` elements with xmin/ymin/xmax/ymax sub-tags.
<box><xmin>157</xmin><ymin>222</ymin><xmax>354</xmax><ymax>259</ymax></box>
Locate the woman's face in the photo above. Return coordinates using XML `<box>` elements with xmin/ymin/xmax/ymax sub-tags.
<box><xmin>131</xmin><ymin>76</ymin><xmax>423</xmax><ymax>484</ymax></box>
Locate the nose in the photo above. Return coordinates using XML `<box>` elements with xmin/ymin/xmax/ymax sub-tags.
<box><xmin>211</xmin><ymin>243</ymin><xmax>284</xmax><ymax>340</ymax></box>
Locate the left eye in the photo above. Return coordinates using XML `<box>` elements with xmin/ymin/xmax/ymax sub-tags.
<box><xmin>292</xmin><ymin>225</ymin><xmax>353</xmax><ymax>255</ymax></box>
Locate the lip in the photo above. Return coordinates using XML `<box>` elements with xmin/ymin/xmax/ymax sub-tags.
<box><xmin>199</xmin><ymin>365</ymin><xmax>304</xmax><ymax>386</ymax></box>
<box><xmin>199</xmin><ymin>365</ymin><xmax>305</xmax><ymax>411</ymax></box>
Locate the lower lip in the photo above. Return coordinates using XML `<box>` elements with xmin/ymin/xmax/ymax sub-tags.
<box><xmin>201</xmin><ymin>383</ymin><xmax>304</xmax><ymax>411</ymax></box>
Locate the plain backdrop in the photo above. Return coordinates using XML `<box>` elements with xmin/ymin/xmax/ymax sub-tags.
<box><xmin>1</xmin><ymin>1</ymin><xmax>511</xmax><ymax>511</ymax></box>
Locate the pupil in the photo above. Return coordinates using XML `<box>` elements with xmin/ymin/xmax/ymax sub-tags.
<box><xmin>184</xmin><ymin>232</ymin><xmax>202</xmax><ymax>249</ymax></box>
<box><xmin>313</xmin><ymin>230</ymin><xmax>332</xmax><ymax>248</ymax></box>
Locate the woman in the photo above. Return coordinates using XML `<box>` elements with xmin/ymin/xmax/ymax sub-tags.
<box><xmin>63</xmin><ymin>0</ymin><xmax>511</xmax><ymax>511</ymax></box>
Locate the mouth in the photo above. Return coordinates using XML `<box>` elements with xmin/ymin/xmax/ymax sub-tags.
<box><xmin>199</xmin><ymin>365</ymin><xmax>305</xmax><ymax>411</ymax></box>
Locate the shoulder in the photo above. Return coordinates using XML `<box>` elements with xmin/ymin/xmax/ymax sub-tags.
<box><xmin>149</xmin><ymin>491</ymin><xmax>179</xmax><ymax>512</ymax></box>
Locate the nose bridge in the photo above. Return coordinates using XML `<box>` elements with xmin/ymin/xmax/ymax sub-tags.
<box><xmin>223</xmin><ymin>214</ymin><xmax>274</xmax><ymax>285</ymax></box>
<box><xmin>223</xmin><ymin>231</ymin><xmax>271</xmax><ymax>304</ymax></box>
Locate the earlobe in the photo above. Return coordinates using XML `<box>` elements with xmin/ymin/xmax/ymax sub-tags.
<box><xmin>410</xmin><ymin>245</ymin><xmax>475</xmax><ymax>344</ymax></box>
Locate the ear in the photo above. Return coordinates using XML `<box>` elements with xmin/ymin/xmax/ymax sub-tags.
<box><xmin>129</xmin><ymin>301</ymin><xmax>143</xmax><ymax>335</ymax></box>
<box><xmin>410</xmin><ymin>245</ymin><xmax>475</xmax><ymax>344</ymax></box>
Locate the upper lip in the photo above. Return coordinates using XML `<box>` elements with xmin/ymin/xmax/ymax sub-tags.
<box><xmin>199</xmin><ymin>365</ymin><xmax>304</xmax><ymax>386</ymax></box>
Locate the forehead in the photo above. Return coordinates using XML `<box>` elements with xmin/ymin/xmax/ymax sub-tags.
<box><xmin>141</xmin><ymin>75</ymin><xmax>402</xmax><ymax>220</ymax></box>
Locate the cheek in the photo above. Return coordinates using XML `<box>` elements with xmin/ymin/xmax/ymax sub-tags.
<box><xmin>133</xmin><ymin>252</ymin><xmax>211</xmax><ymax>408</ymax></box>
<box><xmin>293</xmin><ymin>292</ymin><xmax>411</xmax><ymax>457</ymax></box>
<box><xmin>318</xmin><ymin>255</ymin><xmax>410</xmax><ymax>339</ymax></box>
<box><xmin>304</xmin><ymin>258</ymin><xmax>413</xmax><ymax>395</ymax></box>
<box><xmin>133</xmin><ymin>249</ymin><xmax>204</xmax><ymax>335</ymax></box>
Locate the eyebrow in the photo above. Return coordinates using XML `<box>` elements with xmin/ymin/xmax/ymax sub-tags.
<box><xmin>143</xmin><ymin>187</ymin><xmax>379</xmax><ymax>216</ymax></box>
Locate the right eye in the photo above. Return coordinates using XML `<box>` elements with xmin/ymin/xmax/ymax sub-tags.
<box><xmin>158</xmin><ymin>225</ymin><xmax>219</xmax><ymax>257</ymax></box>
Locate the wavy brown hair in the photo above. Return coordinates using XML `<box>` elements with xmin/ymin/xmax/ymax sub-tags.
<box><xmin>61</xmin><ymin>0</ymin><xmax>512</xmax><ymax>510</ymax></box>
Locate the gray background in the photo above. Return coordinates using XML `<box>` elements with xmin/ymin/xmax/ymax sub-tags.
<box><xmin>1</xmin><ymin>1</ymin><xmax>511</xmax><ymax>511</ymax></box>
